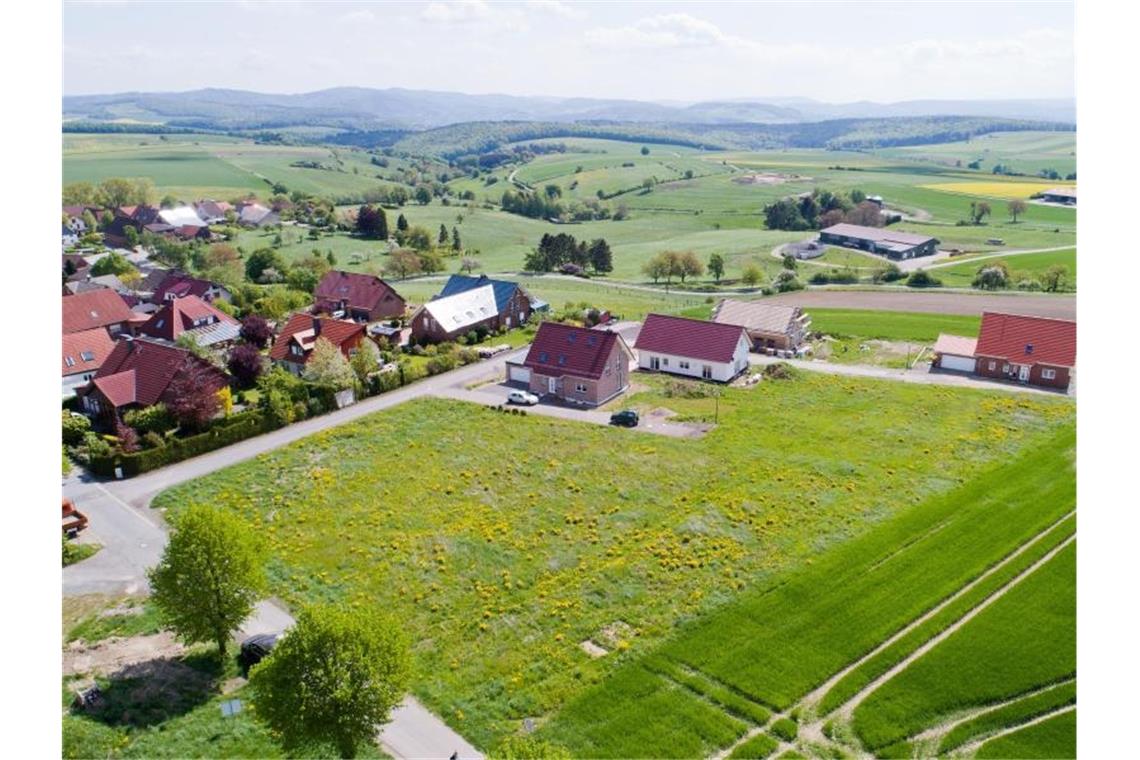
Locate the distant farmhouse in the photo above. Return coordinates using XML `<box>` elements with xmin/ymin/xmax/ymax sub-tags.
<box><xmin>932</xmin><ymin>312</ymin><xmax>1076</xmax><ymax>390</ymax></box>
<box><xmin>1039</xmin><ymin>187</ymin><xmax>1076</xmax><ymax>205</ymax></box>
<box><xmin>819</xmin><ymin>223</ymin><xmax>939</xmax><ymax>260</ymax></box>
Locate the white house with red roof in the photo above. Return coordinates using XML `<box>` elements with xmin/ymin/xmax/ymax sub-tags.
<box><xmin>634</xmin><ymin>313</ymin><xmax>751</xmax><ymax>382</ymax></box>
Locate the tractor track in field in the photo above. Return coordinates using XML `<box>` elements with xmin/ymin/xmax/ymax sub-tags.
<box><xmin>952</xmin><ymin>704</ymin><xmax>1076</xmax><ymax>758</ymax></box>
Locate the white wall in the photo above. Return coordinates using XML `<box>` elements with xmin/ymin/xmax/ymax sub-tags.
<box><xmin>637</xmin><ymin>337</ymin><xmax>750</xmax><ymax>383</ymax></box>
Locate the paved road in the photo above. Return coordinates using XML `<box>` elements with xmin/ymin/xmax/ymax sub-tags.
<box><xmin>761</xmin><ymin>289</ymin><xmax>1075</xmax><ymax>319</ymax></box>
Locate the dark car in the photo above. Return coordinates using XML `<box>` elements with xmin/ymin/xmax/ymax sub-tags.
<box><xmin>239</xmin><ymin>633</ymin><xmax>279</xmax><ymax>672</ymax></box>
<box><xmin>609</xmin><ymin>410</ymin><xmax>639</xmax><ymax>427</ymax></box>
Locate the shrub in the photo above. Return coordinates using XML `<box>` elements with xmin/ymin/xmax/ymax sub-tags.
<box><xmin>62</xmin><ymin>411</ymin><xmax>91</xmax><ymax>446</ymax></box>
<box><xmin>873</xmin><ymin>263</ymin><xmax>904</xmax><ymax>283</ymax></box>
<box><xmin>142</xmin><ymin>431</ymin><xmax>165</xmax><ymax>449</ymax></box>
<box><xmin>905</xmin><ymin>269</ymin><xmax>942</xmax><ymax>288</ymax></box>
<box><xmin>227</xmin><ymin>344</ymin><xmax>265</xmax><ymax>388</ymax></box>
<box><xmin>771</xmin><ymin>717</ymin><xmax>798</xmax><ymax>742</ymax></box>
<box><xmin>489</xmin><ymin>735</ymin><xmax>572</xmax><ymax>760</ymax></box>
<box><xmin>123</xmin><ymin>404</ymin><xmax>175</xmax><ymax>436</ymax></box>
<box><xmin>774</xmin><ymin>271</ymin><xmax>804</xmax><ymax>292</ymax></box>
<box><xmin>762</xmin><ymin>362</ymin><xmax>800</xmax><ymax>380</ymax></box>
<box><xmin>425</xmin><ymin>355</ymin><xmax>459</xmax><ymax>376</ymax></box>
<box><xmin>457</xmin><ymin>348</ymin><xmax>479</xmax><ymax>365</ymax></box>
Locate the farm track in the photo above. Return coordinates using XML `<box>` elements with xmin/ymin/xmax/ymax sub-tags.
<box><xmin>952</xmin><ymin>704</ymin><xmax>1076</xmax><ymax>758</ymax></box>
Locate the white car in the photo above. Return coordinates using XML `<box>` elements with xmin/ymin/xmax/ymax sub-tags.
<box><xmin>507</xmin><ymin>390</ymin><xmax>540</xmax><ymax>406</ymax></box>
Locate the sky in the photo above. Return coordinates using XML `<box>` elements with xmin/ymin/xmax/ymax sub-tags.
<box><xmin>63</xmin><ymin>1</ymin><xmax>1075</xmax><ymax>103</ymax></box>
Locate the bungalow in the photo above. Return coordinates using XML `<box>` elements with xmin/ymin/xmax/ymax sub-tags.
<box><xmin>437</xmin><ymin>274</ymin><xmax>535</xmax><ymax>328</ymax></box>
<box><xmin>973</xmin><ymin>312</ymin><xmax>1076</xmax><ymax>389</ymax></box>
<box><xmin>62</xmin><ymin>288</ymin><xmax>133</xmax><ymax>335</ymax></box>
<box><xmin>62</xmin><ymin>327</ymin><xmax>117</xmax><ymax>398</ymax></box>
<box><xmin>136</xmin><ymin>295</ymin><xmax>240</xmax><ymax>348</ymax></box>
<box><xmin>151</xmin><ymin>271</ymin><xmax>233</xmax><ymax>304</ymax></box>
<box><xmin>78</xmin><ymin>337</ymin><xmax>229</xmax><ymax>423</ymax></box>
<box><xmin>269</xmin><ymin>313</ymin><xmax>367</xmax><ymax>376</ymax></box>
<box><xmin>409</xmin><ymin>284</ymin><xmax>501</xmax><ymax>344</ymax></box>
<box><xmin>819</xmin><ymin>223</ymin><xmax>939</xmax><ymax>260</ymax></box>
<box><xmin>313</xmin><ymin>270</ymin><xmax>406</xmax><ymax>323</ymax></box>
<box><xmin>509</xmin><ymin>322</ymin><xmax>633</xmax><ymax>407</ymax></box>
<box><xmin>712</xmin><ymin>299</ymin><xmax>811</xmax><ymax>352</ymax></box>
<box><xmin>634</xmin><ymin>313</ymin><xmax>751</xmax><ymax>382</ymax></box>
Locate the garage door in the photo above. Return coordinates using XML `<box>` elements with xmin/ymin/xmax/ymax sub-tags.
<box><xmin>508</xmin><ymin>365</ymin><xmax>531</xmax><ymax>384</ymax></box>
<box><xmin>940</xmin><ymin>354</ymin><xmax>976</xmax><ymax>373</ymax></box>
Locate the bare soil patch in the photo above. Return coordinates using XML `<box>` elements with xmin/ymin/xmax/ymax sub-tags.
<box><xmin>733</xmin><ymin>172</ymin><xmax>811</xmax><ymax>185</ymax></box>
<box><xmin>64</xmin><ymin>632</ymin><xmax>186</xmax><ymax>678</ymax></box>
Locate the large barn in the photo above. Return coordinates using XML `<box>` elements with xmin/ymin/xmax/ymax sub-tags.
<box><xmin>819</xmin><ymin>223</ymin><xmax>939</xmax><ymax>260</ymax></box>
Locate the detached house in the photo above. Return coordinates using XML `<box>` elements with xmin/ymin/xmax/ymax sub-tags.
<box><xmin>151</xmin><ymin>271</ymin><xmax>233</xmax><ymax>305</ymax></box>
<box><xmin>269</xmin><ymin>314</ymin><xmax>367</xmax><ymax>376</ymax></box>
<box><xmin>136</xmin><ymin>295</ymin><xmax>240</xmax><ymax>348</ymax></box>
<box><xmin>712</xmin><ymin>300</ymin><xmax>811</xmax><ymax>352</ymax></box>
<box><xmin>313</xmin><ymin>271</ymin><xmax>406</xmax><ymax>323</ymax></box>
<box><xmin>509</xmin><ymin>322</ymin><xmax>633</xmax><ymax>406</ymax></box>
<box><xmin>62</xmin><ymin>288</ymin><xmax>133</xmax><ymax>336</ymax></box>
<box><xmin>62</xmin><ymin>327</ymin><xmax>117</xmax><ymax>398</ymax></box>
<box><xmin>437</xmin><ymin>274</ymin><xmax>534</xmax><ymax>328</ymax></box>
<box><xmin>78</xmin><ymin>338</ymin><xmax>229</xmax><ymax>423</ymax></box>
<box><xmin>195</xmin><ymin>199</ymin><xmax>233</xmax><ymax>224</ymax></box>
<box><xmin>635</xmin><ymin>313</ymin><xmax>751</xmax><ymax>382</ymax></box>
<box><xmin>974</xmin><ymin>312</ymin><xmax>1076</xmax><ymax>389</ymax></box>
<box><xmin>410</xmin><ymin>284</ymin><xmax>498</xmax><ymax>344</ymax></box>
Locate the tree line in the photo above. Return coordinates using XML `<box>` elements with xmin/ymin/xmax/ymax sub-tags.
<box><xmin>524</xmin><ymin>232</ymin><xmax>612</xmax><ymax>274</ymax></box>
<box><xmin>762</xmin><ymin>188</ymin><xmax>882</xmax><ymax>231</ymax></box>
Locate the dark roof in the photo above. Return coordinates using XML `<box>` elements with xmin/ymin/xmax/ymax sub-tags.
<box><xmin>62</xmin><ymin>327</ymin><xmax>117</xmax><ymax>377</ymax></box>
<box><xmin>90</xmin><ymin>338</ymin><xmax>226</xmax><ymax>408</ymax></box>
<box><xmin>635</xmin><ymin>313</ymin><xmax>749</xmax><ymax>363</ymax></box>
<box><xmin>137</xmin><ymin>295</ymin><xmax>238</xmax><ymax>343</ymax></box>
<box><xmin>152</xmin><ymin>272</ymin><xmax>225</xmax><ymax>302</ymax></box>
<box><xmin>820</xmin><ymin>223</ymin><xmax>936</xmax><ymax>247</ymax></box>
<box><xmin>62</xmin><ymin>288</ymin><xmax>133</xmax><ymax>334</ymax></box>
<box><xmin>313</xmin><ymin>271</ymin><xmax>403</xmax><ymax>313</ymax></box>
<box><xmin>523</xmin><ymin>322</ymin><xmax>627</xmax><ymax>380</ymax></box>
<box><xmin>439</xmin><ymin>274</ymin><xmax>521</xmax><ymax>314</ymax></box>
<box><xmin>269</xmin><ymin>313</ymin><xmax>365</xmax><ymax>363</ymax></box>
<box><xmin>975</xmin><ymin>312</ymin><xmax>1076</xmax><ymax>368</ymax></box>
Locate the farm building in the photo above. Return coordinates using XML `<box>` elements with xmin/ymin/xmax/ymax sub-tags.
<box><xmin>1040</xmin><ymin>187</ymin><xmax>1076</xmax><ymax>205</ymax></box>
<box><xmin>712</xmin><ymin>300</ymin><xmax>811</xmax><ymax>352</ymax></box>
<box><xmin>270</xmin><ymin>314</ymin><xmax>368</xmax><ymax>376</ymax></box>
<box><xmin>313</xmin><ymin>270</ymin><xmax>406</xmax><ymax>323</ymax></box>
<box><xmin>931</xmin><ymin>334</ymin><xmax>980</xmax><ymax>374</ymax></box>
<box><xmin>158</xmin><ymin>206</ymin><xmax>207</xmax><ymax>228</ymax></box>
<box><xmin>508</xmin><ymin>322</ymin><xmax>633</xmax><ymax>407</ymax></box>
<box><xmin>634</xmin><ymin>314</ymin><xmax>751</xmax><ymax>382</ymax></box>
<box><xmin>973</xmin><ymin>312</ymin><xmax>1076</xmax><ymax>390</ymax></box>
<box><xmin>819</xmin><ymin>223</ymin><xmax>939</xmax><ymax>260</ymax></box>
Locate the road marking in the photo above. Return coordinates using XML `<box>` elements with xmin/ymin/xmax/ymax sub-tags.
<box><xmin>94</xmin><ymin>482</ymin><xmax>164</xmax><ymax>531</ymax></box>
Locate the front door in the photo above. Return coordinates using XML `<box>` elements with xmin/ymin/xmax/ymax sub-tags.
<box><xmin>1018</xmin><ymin>365</ymin><xmax>1030</xmax><ymax>383</ymax></box>
<box><xmin>650</xmin><ymin>356</ymin><xmax>661</xmax><ymax>371</ymax></box>
<box><xmin>548</xmin><ymin>376</ymin><xmax>557</xmax><ymax>394</ymax></box>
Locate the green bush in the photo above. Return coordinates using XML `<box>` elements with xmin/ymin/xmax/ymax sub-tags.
<box><xmin>762</xmin><ymin>362</ymin><xmax>800</xmax><ymax>380</ymax></box>
<box><xmin>489</xmin><ymin>735</ymin><xmax>572</xmax><ymax>760</ymax></box>
<box><xmin>770</xmin><ymin>717</ymin><xmax>798</xmax><ymax>742</ymax></box>
<box><xmin>123</xmin><ymin>403</ymin><xmax>175</xmax><ymax>436</ymax></box>
<box><xmin>905</xmin><ymin>269</ymin><xmax>942</xmax><ymax>288</ymax></box>
<box><xmin>425</xmin><ymin>355</ymin><xmax>459</xmax><ymax>376</ymax></box>
<box><xmin>62</xmin><ymin>411</ymin><xmax>91</xmax><ymax>446</ymax></box>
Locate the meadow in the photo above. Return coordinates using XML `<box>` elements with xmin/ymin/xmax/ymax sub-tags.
<box><xmin>875</xmin><ymin>131</ymin><xmax>1077</xmax><ymax>177</ymax></box>
<box><xmin>152</xmin><ymin>372</ymin><xmax>1074</xmax><ymax>752</ymax></box>
<box><xmin>974</xmin><ymin>710</ymin><xmax>1076</xmax><ymax>759</ymax></box>
<box><xmin>933</xmin><ymin>247</ymin><xmax>1076</xmax><ymax>290</ymax></box>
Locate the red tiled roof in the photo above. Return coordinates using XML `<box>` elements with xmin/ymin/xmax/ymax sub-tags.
<box><xmin>313</xmin><ymin>271</ymin><xmax>403</xmax><ymax>314</ymax></box>
<box><xmin>137</xmin><ymin>295</ymin><xmax>238</xmax><ymax>342</ymax></box>
<box><xmin>635</xmin><ymin>313</ymin><xmax>749</xmax><ymax>364</ymax></box>
<box><xmin>152</xmin><ymin>272</ymin><xmax>223</xmax><ymax>302</ymax></box>
<box><xmin>90</xmin><ymin>338</ymin><xmax>226</xmax><ymax>408</ymax></box>
<box><xmin>62</xmin><ymin>288</ymin><xmax>133</xmax><ymax>334</ymax></box>
<box><xmin>61</xmin><ymin>327</ymin><xmax>117</xmax><ymax>377</ymax></box>
<box><xmin>523</xmin><ymin>322</ymin><xmax>627</xmax><ymax>380</ymax></box>
<box><xmin>975</xmin><ymin>312</ymin><xmax>1076</xmax><ymax>368</ymax></box>
<box><xmin>269</xmin><ymin>313</ymin><xmax>365</xmax><ymax>363</ymax></box>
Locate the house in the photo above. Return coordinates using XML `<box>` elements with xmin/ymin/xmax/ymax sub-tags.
<box><xmin>931</xmin><ymin>334</ymin><xmax>980</xmax><ymax>374</ymax></box>
<box><xmin>313</xmin><ymin>271</ymin><xmax>406</xmax><ymax>323</ymax></box>
<box><xmin>62</xmin><ymin>327</ymin><xmax>117</xmax><ymax>397</ymax></box>
<box><xmin>151</xmin><ymin>271</ymin><xmax>233</xmax><ymax>304</ymax></box>
<box><xmin>78</xmin><ymin>337</ymin><xmax>229</xmax><ymax>422</ymax></box>
<box><xmin>409</xmin><ymin>284</ymin><xmax>501</xmax><ymax>344</ymax></box>
<box><xmin>136</xmin><ymin>295</ymin><xmax>241</xmax><ymax>348</ymax></box>
<box><xmin>62</xmin><ymin>224</ymin><xmax>79</xmax><ymax>249</ymax></box>
<box><xmin>101</xmin><ymin>205</ymin><xmax>163</xmax><ymax>246</ymax></box>
<box><xmin>634</xmin><ymin>314</ymin><xmax>751</xmax><ymax>382</ymax></box>
<box><xmin>1040</xmin><ymin>187</ymin><xmax>1076</xmax><ymax>205</ymax></box>
<box><xmin>819</xmin><ymin>223</ymin><xmax>939</xmax><ymax>260</ymax></box>
<box><xmin>195</xmin><ymin>199</ymin><xmax>233</xmax><ymax>224</ymax></box>
<box><xmin>158</xmin><ymin>206</ymin><xmax>207</xmax><ymax>228</ymax></box>
<box><xmin>972</xmin><ymin>312</ymin><xmax>1076</xmax><ymax>389</ymax></box>
<box><xmin>712</xmin><ymin>300</ymin><xmax>811</xmax><ymax>352</ymax></box>
<box><xmin>62</xmin><ymin>288</ymin><xmax>133</xmax><ymax>335</ymax></box>
<box><xmin>269</xmin><ymin>313</ymin><xmax>367</xmax><ymax>375</ymax></box>
<box><xmin>509</xmin><ymin>322</ymin><xmax>634</xmax><ymax>406</ymax></box>
<box><xmin>237</xmin><ymin>201</ymin><xmax>280</xmax><ymax>227</ymax></box>
<box><xmin>437</xmin><ymin>274</ymin><xmax>535</xmax><ymax>328</ymax></box>
<box><xmin>65</xmin><ymin>273</ymin><xmax>131</xmax><ymax>297</ymax></box>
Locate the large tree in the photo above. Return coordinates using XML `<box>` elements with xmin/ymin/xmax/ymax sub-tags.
<box><xmin>303</xmin><ymin>338</ymin><xmax>356</xmax><ymax>390</ymax></box>
<box><xmin>708</xmin><ymin>253</ymin><xmax>725</xmax><ymax>283</ymax></box>
<box><xmin>240</xmin><ymin>314</ymin><xmax>273</xmax><ymax>348</ymax></box>
<box><xmin>227</xmin><ymin>344</ymin><xmax>265</xmax><ymax>388</ymax></box>
<box><xmin>249</xmin><ymin>604</ymin><xmax>410</xmax><ymax>758</ymax></box>
<box><xmin>385</xmin><ymin>249</ymin><xmax>423</xmax><ymax>280</ymax></box>
<box><xmin>676</xmin><ymin>251</ymin><xmax>704</xmax><ymax>283</ymax></box>
<box><xmin>355</xmin><ymin>204</ymin><xmax>389</xmax><ymax>239</ymax></box>
<box><xmin>246</xmin><ymin>248</ymin><xmax>286</xmax><ymax>282</ymax></box>
<box><xmin>588</xmin><ymin>238</ymin><xmax>613</xmax><ymax>273</ymax></box>
<box><xmin>1008</xmin><ymin>199</ymin><xmax>1028</xmax><ymax>223</ymax></box>
<box><xmin>165</xmin><ymin>359</ymin><xmax>223</xmax><ymax>430</ymax></box>
<box><xmin>148</xmin><ymin>504</ymin><xmax>267</xmax><ymax>655</ymax></box>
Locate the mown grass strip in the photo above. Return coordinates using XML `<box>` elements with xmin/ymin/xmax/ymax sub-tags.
<box><xmin>727</xmin><ymin>732</ymin><xmax>780</xmax><ymax>760</ymax></box>
<box><xmin>643</xmin><ymin>656</ymin><xmax>772</xmax><ymax>726</ymax></box>
<box><xmin>815</xmin><ymin>512</ymin><xmax>1076</xmax><ymax>715</ymax></box>
<box><xmin>975</xmin><ymin>708</ymin><xmax>1076</xmax><ymax>759</ymax></box>
<box><xmin>938</xmin><ymin>679</ymin><xmax>1076</xmax><ymax>754</ymax></box>
<box><xmin>852</xmin><ymin>542</ymin><xmax>1075</xmax><ymax>750</ymax></box>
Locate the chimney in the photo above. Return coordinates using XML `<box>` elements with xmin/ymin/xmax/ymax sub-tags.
<box><xmin>313</xmin><ymin>317</ymin><xmax>322</xmax><ymax>337</ymax></box>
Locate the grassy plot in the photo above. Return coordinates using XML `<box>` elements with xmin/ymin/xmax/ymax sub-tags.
<box><xmin>933</xmin><ymin>248</ymin><xmax>1076</xmax><ymax>290</ymax></box>
<box><xmin>807</xmin><ymin>308</ymin><xmax>981</xmax><ymax>342</ymax></box>
<box><xmin>876</xmin><ymin>131</ymin><xmax>1077</xmax><ymax>177</ymax></box>
<box><xmin>539</xmin><ymin>423</ymin><xmax>1074</xmax><ymax>756</ymax></box>
<box><xmin>975</xmin><ymin>709</ymin><xmax>1076</xmax><ymax>759</ymax></box>
<box><xmin>154</xmin><ymin>376</ymin><xmax>1070</xmax><ymax>750</ymax></box>
<box><xmin>937</xmin><ymin>680</ymin><xmax>1076</xmax><ymax>754</ymax></box>
<box><xmin>851</xmin><ymin>542</ymin><xmax>1076</xmax><ymax>750</ymax></box>
<box><xmin>728</xmin><ymin>733</ymin><xmax>781</xmax><ymax>759</ymax></box>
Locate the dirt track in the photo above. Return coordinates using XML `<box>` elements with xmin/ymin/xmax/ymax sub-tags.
<box><xmin>764</xmin><ymin>289</ymin><xmax>1075</xmax><ymax>319</ymax></box>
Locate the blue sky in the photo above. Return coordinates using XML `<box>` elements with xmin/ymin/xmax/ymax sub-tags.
<box><xmin>63</xmin><ymin>1</ymin><xmax>1075</xmax><ymax>102</ymax></box>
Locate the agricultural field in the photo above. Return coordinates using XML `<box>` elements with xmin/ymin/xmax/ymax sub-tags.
<box><xmin>152</xmin><ymin>372</ymin><xmax>1074</xmax><ymax>752</ymax></box>
<box><xmin>921</xmin><ymin>180</ymin><xmax>1073</xmax><ymax>200</ymax></box>
<box><xmin>933</xmin><ymin>248</ymin><xmax>1076</xmax><ymax>290</ymax></box>
<box><xmin>875</xmin><ymin>131</ymin><xmax>1077</xmax><ymax>177</ymax></box>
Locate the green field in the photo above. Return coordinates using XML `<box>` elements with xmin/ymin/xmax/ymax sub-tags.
<box><xmin>933</xmin><ymin>247</ymin><xmax>1076</xmax><ymax>290</ymax></box>
<box><xmin>875</xmin><ymin>131</ymin><xmax>1077</xmax><ymax>177</ymax></box>
<box><xmin>153</xmin><ymin>370</ymin><xmax>1073</xmax><ymax>752</ymax></box>
<box><xmin>975</xmin><ymin>709</ymin><xmax>1076</xmax><ymax>759</ymax></box>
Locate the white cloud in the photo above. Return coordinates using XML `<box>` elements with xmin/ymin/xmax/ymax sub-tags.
<box><xmin>585</xmin><ymin>13</ymin><xmax>740</xmax><ymax>50</ymax></box>
<box><xmin>421</xmin><ymin>0</ymin><xmax>491</xmax><ymax>24</ymax></box>
<box><xmin>338</xmin><ymin>9</ymin><xmax>376</xmax><ymax>25</ymax></box>
<box><xmin>525</xmin><ymin>0</ymin><xmax>583</xmax><ymax>19</ymax></box>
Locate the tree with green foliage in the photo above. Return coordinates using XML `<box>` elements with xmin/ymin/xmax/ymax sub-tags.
<box><xmin>63</xmin><ymin>181</ymin><xmax>97</xmax><ymax>206</ymax></box>
<box><xmin>62</xmin><ymin>411</ymin><xmax>92</xmax><ymax>446</ymax></box>
<box><xmin>906</xmin><ymin>269</ymin><xmax>942</xmax><ymax>288</ymax></box>
<box><xmin>303</xmin><ymin>338</ymin><xmax>357</xmax><ymax>391</ymax></box>
<box><xmin>413</xmin><ymin>185</ymin><xmax>432</xmax><ymax>205</ymax></box>
<box><xmin>1008</xmin><ymin>198</ymin><xmax>1028</xmax><ymax>223</ymax></box>
<box><xmin>350</xmin><ymin>343</ymin><xmax>380</xmax><ymax>386</ymax></box>
<box><xmin>90</xmin><ymin>251</ymin><xmax>136</xmax><ymax>277</ymax></box>
<box><xmin>969</xmin><ymin>201</ymin><xmax>993</xmax><ymax>225</ymax></box>
<box><xmin>676</xmin><ymin>250</ymin><xmax>704</xmax><ymax>283</ymax></box>
<box><xmin>148</xmin><ymin>504</ymin><xmax>267</xmax><ymax>655</ymax></box>
<box><xmin>81</xmin><ymin>209</ymin><xmax>98</xmax><ymax>232</ymax></box>
<box><xmin>124</xmin><ymin>226</ymin><xmax>140</xmax><ymax>248</ymax></box>
<box><xmin>588</xmin><ymin>238</ymin><xmax>613</xmax><ymax>274</ymax></box>
<box><xmin>741</xmin><ymin>264</ymin><xmax>763</xmax><ymax>287</ymax></box>
<box><xmin>249</xmin><ymin>604</ymin><xmax>410</xmax><ymax>758</ymax></box>
<box><xmin>245</xmin><ymin>248</ymin><xmax>285</xmax><ymax>282</ymax></box>
<box><xmin>1039</xmin><ymin>265</ymin><xmax>1069</xmax><ymax>293</ymax></box>
<box><xmin>707</xmin><ymin>253</ymin><xmax>725</xmax><ymax>283</ymax></box>
<box><xmin>404</xmin><ymin>225</ymin><xmax>433</xmax><ymax>251</ymax></box>
<box><xmin>782</xmin><ymin>253</ymin><xmax>798</xmax><ymax>271</ymax></box>
<box><xmin>95</xmin><ymin>177</ymin><xmax>155</xmax><ymax>209</ymax></box>
<box><xmin>386</xmin><ymin>249</ymin><xmax>423</xmax><ymax>280</ymax></box>
<box><xmin>640</xmin><ymin>146</ymin><xmax>650</xmax><ymax>155</ymax></box>
<box><xmin>641</xmin><ymin>253</ymin><xmax>669</xmax><ymax>284</ymax></box>
<box><xmin>396</xmin><ymin>213</ymin><xmax>408</xmax><ymax>232</ymax></box>
<box><xmin>438</xmin><ymin>224</ymin><xmax>449</xmax><ymax>246</ymax></box>
<box><xmin>973</xmin><ymin>263</ymin><xmax>1010</xmax><ymax>290</ymax></box>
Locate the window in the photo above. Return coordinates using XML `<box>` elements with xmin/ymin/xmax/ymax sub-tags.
<box><xmin>988</xmin><ymin>360</ymin><xmax>996</xmax><ymax>371</ymax></box>
<box><xmin>574</xmin><ymin>383</ymin><xmax>587</xmax><ymax>393</ymax></box>
<box><xmin>567</xmin><ymin>333</ymin><xmax>577</xmax><ymax>343</ymax></box>
<box><xmin>80</xmin><ymin>351</ymin><xmax>95</xmax><ymax>362</ymax></box>
<box><xmin>702</xmin><ymin>365</ymin><xmax>712</xmax><ymax>379</ymax></box>
<box><xmin>291</xmin><ymin>344</ymin><xmax>303</xmax><ymax>356</ymax></box>
<box><xmin>557</xmin><ymin>355</ymin><xmax>567</xmax><ymax>366</ymax></box>
<box><xmin>538</xmin><ymin>352</ymin><xmax>549</xmax><ymax>363</ymax></box>
<box><xmin>1042</xmin><ymin>368</ymin><xmax>1057</xmax><ymax>380</ymax></box>
<box><xmin>1025</xmin><ymin>344</ymin><xmax>1034</xmax><ymax>355</ymax></box>
<box><xmin>662</xmin><ymin>358</ymin><xmax>669</xmax><ymax>366</ymax></box>
<box><xmin>679</xmin><ymin>360</ymin><xmax>690</xmax><ymax>370</ymax></box>
<box><xmin>1002</xmin><ymin>363</ymin><xmax>1010</xmax><ymax>373</ymax></box>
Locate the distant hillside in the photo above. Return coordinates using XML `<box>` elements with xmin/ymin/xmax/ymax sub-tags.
<box><xmin>62</xmin><ymin>87</ymin><xmax>1076</xmax><ymax>131</ymax></box>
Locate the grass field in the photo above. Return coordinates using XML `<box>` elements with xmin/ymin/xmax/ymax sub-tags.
<box><xmin>975</xmin><ymin>709</ymin><xmax>1077</xmax><ymax>759</ymax></box>
<box><xmin>805</xmin><ymin>308</ymin><xmax>981</xmax><ymax>342</ymax></box>
<box><xmin>933</xmin><ymin>247</ymin><xmax>1076</xmax><ymax>290</ymax></box>
<box><xmin>876</xmin><ymin>131</ymin><xmax>1076</xmax><ymax>177</ymax></box>
<box><xmin>153</xmin><ymin>372</ymin><xmax>1073</xmax><ymax>751</ymax></box>
<box><xmin>937</xmin><ymin>680</ymin><xmax>1076</xmax><ymax>754</ymax></box>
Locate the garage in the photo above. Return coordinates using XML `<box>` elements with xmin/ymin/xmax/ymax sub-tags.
<box><xmin>507</xmin><ymin>364</ymin><xmax>531</xmax><ymax>384</ymax></box>
<box><xmin>932</xmin><ymin>334</ymin><xmax>978</xmax><ymax>374</ymax></box>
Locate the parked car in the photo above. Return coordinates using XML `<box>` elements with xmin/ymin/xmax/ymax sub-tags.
<box><xmin>239</xmin><ymin>633</ymin><xmax>280</xmax><ymax>672</ymax></box>
<box><xmin>507</xmin><ymin>390</ymin><xmax>540</xmax><ymax>406</ymax></box>
<box><xmin>610</xmin><ymin>410</ymin><xmax>639</xmax><ymax>427</ymax></box>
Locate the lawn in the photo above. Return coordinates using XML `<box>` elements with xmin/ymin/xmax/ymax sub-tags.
<box><xmin>975</xmin><ymin>709</ymin><xmax>1076</xmax><ymax>759</ymax></box>
<box><xmin>153</xmin><ymin>373</ymin><xmax>1073</xmax><ymax>751</ymax></box>
<box><xmin>807</xmin><ymin>308</ymin><xmax>981</xmax><ymax>342</ymax></box>
<box><xmin>933</xmin><ymin>247</ymin><xmax>1076</xmax><ymax>290</ymax></box>
<box><xmin>875</xmin><ymin>131</ymin><xmax>1076</xmax><ymax>177</ymax></box>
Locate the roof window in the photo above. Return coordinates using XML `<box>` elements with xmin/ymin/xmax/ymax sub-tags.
<box><xmin>538</xmin><ymin>352</ymin><xmax>549</xmax><ymax>363</ymax></box>
<box><xmin>65</xmin><ymin>356</ymin><xmax>75</xmax><ymax>367</ymax></box>
<box><xmin>80</xmin><ymin>351</ymin><xmax>95</xmax><ymax>362</ymax></box>
<box><xmin>558</xmin><ymin>355</ymin><xmax>567</xmax><ymax>366</ymax></box>
<box><xmin>1025</xmin><ymin>344</ymin><xmax>1034</xmax><ymax>354</ymax></box>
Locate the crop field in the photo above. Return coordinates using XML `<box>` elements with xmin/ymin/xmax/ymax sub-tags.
<box><xmin>975</xmin><ymin>709</ymin><xmax>1076</xmax><ymax>759</ymax></box>
<box><xmin>539</xmin><ymin>423</ymin><xmax>1075</xmax><ymax>757</ymax></box>
<box><xmin>933</xmin><ymin>248</ymin><xmax>1076</xmax><ymax>290</ymax></box>
<box><xmin>876</xmin><ymin>131</ymin><xmax>1077</xmax><ymax>177</ymax></box>
<box><xmin>153</xmin><ymin>371</ymin><xmax>1073</xmax><ymax>751</ymax></box>
<box><xmin>920</xmin><ymin>180</ymin><xmax>1072</xmax><ymax>200</ymax></box>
